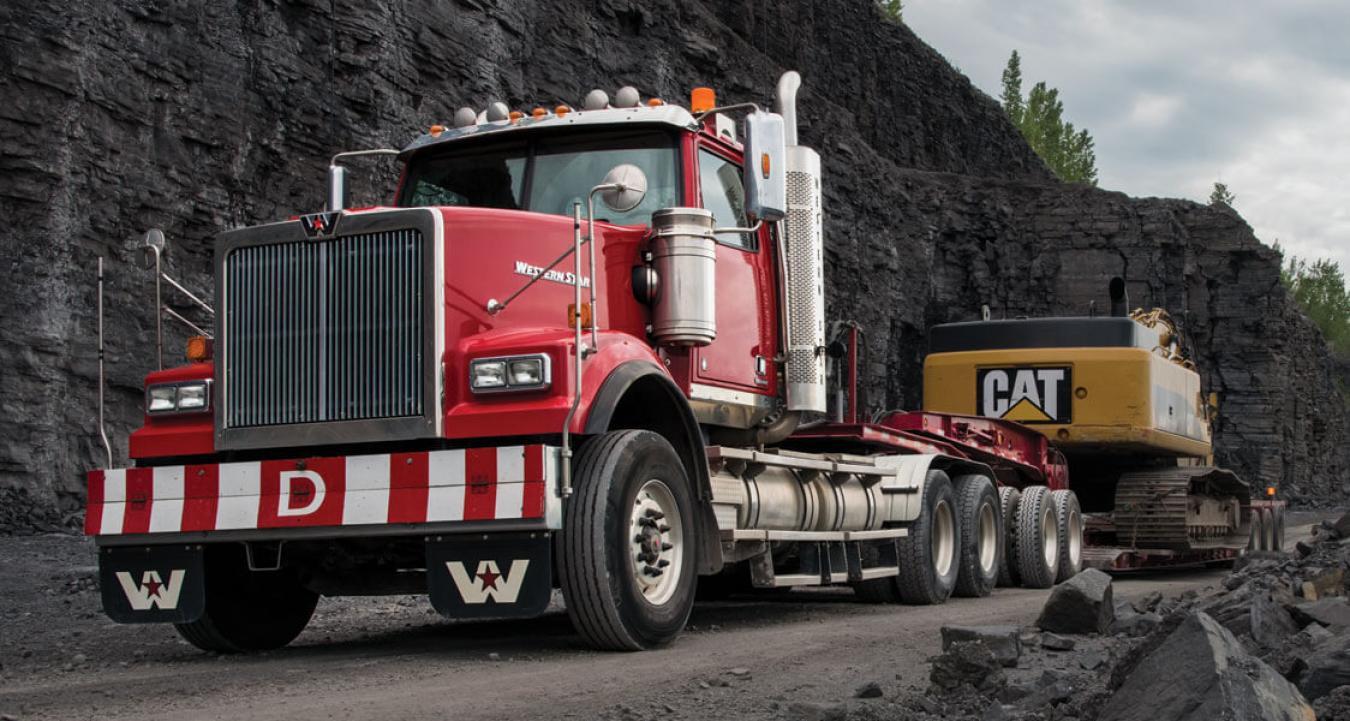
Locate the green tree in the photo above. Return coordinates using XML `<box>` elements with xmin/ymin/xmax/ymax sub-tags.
<box><xmin>1000</xmin><ymin>52</ymin><xmax>1098</xmax><ymax>185</ymax></box>
<box><xmin>1210</xmin><ymin>182</ymin><xmax>1236</xmax><ymax>207</ymax></box>
<box><xmin>878</xmin><ymin>0</ymin><xmax>903</xmax><ymax>22</ymax></box>
<box><xmin>1001</xmin><ymin>50</ymin><xmax>1024</xmax><ymax>125</ymax></box>
<box><xmin>1283</xmin><ymin>255</ymin><xmax>1350</xmax><ymax>357</ymax></box>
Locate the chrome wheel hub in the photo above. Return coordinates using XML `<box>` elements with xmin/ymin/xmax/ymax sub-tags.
<box><xmin>629</xmin><ymin>479</ymin><xmax>684</xmax><ymax>606</ymax></box>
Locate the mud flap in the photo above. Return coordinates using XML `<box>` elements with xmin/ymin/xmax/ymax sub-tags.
<box><xmin>99</xmin><ymin>545</ymin><xmax>205</xmax><ymax>624</ymax></box>
<box><xmin>426</xmin><ymin>533</ymin><xmax>552</xmax><ymax>620</ymax></box>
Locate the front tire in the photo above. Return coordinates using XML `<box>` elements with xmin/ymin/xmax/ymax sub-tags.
<box><xmin>1051</xmin><ymin>489</ymin><xmax>1084</xmax><ymax>582</ymax></box>
<box><xmin>953</xmin><ymin>475</ymin><xmax>1001</xmax><ymax>598</ymax></box>
<box><xmin>557</xmin><ymin>430</ymin><xmax>698</xmax><ymax>651</ymax></box>
<box><xmin>1015</xmin><ymin>486</ymin><xmax>1060</xmax><ymax>589</ymax></box>
<box><xmin>174</xmin><ymin>546</ymin><xmax>317</xmax><ymax>653</ymax></box>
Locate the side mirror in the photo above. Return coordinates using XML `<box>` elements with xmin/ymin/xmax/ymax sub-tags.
<box><xmin>743</xmin><ymin>110</ymin><xmax>787</xmax><ymax>222</ymax></box>
<box><xmin>138</xmin><ymin>228</ymin><xmax>166</xmax><ymax>270</ymax></box>
<box><xmin>599</xmin><ymin>164</ymin><xmax>648</xmax><ymax>213</ymax></box>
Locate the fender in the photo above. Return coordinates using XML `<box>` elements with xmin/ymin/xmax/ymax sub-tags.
<box><xmin>874</xmin><ymin>454</ymin><xmax>997</xmax><ymax>524</ymax></box>
<box><xmin>582</xmin><ymin>358</ymin><xmax>723</xmax><ymax>574</ymax></box>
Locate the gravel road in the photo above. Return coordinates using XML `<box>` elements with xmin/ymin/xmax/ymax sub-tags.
<box><xmin>0</xmin><ymin>515</ymin><xmax>1321</xmax><ymax>721</ymax></box>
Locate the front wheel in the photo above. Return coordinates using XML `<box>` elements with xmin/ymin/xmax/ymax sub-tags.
<box><xmin>557</xmin><ymin>430</ymin><xmax>698</xmax><ymax>651</ymax></box>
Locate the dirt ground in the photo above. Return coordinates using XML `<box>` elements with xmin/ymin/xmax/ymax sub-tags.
<box><xmin>0</xmin><ymin>513</ymin><xmax>1324</xmax><ymax>721</ymax></box>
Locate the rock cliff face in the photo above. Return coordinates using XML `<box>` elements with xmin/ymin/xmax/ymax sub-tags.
<box><xmin>0</xmin><ymin>0</ymin><xmax>1343</xmax><ymax>529</ymax></box>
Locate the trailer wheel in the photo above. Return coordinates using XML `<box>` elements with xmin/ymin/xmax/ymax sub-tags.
<box><xmin>953</xmin><ymin>475</ymin><xmax>1001</xmax><ymax>598</ymax></box>
<box><xmin>1271</xmin><ymin>507</ymin><xmax>1286</xmax><ymax>551</ymax></box>
<box><xmin>1261</xmin><ymin>508</ymin><xmax>1278</xmax><ymax>552</ymax></box>
<box><xmin>1248</xmin><ymin>508</ymin><xmax>1266</xmax><ymax>551</ymax></box>
<box><xmin>1050</xmin><ymin>489</ymin><xmax>1083</xmax><ymax>582</ymax></box>
<box><xmin>1015</xmin><ymin>486</ymin><xmax>1059</xmax><ymax>589</ymax></box>
<box><xmin>557</xmin><ymin>430</ymin><xmax>697</xmax><ymax>651</ymax></box>
<box><xmin>996</xmin><ymin>487</ymin><xmax>1023</xmax><ymax>588</ymax></box>
<box><xmin>174</xmin><ymin>547</ymin><xmax>317</xmax><ymax>653</ymax></box>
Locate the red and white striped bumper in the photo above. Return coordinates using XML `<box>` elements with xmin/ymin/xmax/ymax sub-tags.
<box><xmin>85</xmin><ymin>445</ymin><xmax>561</xmax><ymax>539</ymax></box>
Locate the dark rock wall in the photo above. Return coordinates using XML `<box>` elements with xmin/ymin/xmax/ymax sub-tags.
<box><xmin>0</xmin><ymin>0</ymin><xmax>1343</xmax><ymax>528</ymax></box>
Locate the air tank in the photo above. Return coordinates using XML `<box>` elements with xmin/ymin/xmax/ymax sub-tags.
<box><xmin>649</xmin><ymin>207</ymin><xmax>717</xmax><ymax>346</ymax></box>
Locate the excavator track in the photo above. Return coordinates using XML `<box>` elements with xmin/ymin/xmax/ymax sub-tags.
<box><xmin>1112</xmin><ymin>467</ymin><xmax>1250</xmax><ymax>552</ymax></box>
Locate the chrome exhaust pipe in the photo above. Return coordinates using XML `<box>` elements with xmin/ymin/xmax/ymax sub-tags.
<box><xmin>775</xmin><ymin>71</ymin><xmax>802</xmax><ymax>146</ymax></box>
<box><xmin>326</xmin><ymin>165</ymin><xmax>349</xmax><ymax>212</ymax></box>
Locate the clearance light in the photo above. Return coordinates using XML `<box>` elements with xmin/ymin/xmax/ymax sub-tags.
<box><xmin>509</xmin><ymin>111</ymin><xmax>524</xmax><ymax>123</ymax></box>
<box><xmin>690</xmin><ymin>87</ymin><xmax>716</xmax><ymax>113</ymax></box>
<box><xmin>760</xmin><ymin>152</ymin><xmax>771</xmax><ymax>179</ymax></box>
<box><xmin>1266</xmin><ymin>486</ymin><xmax>1277</xmax><ymax>497</ymax></box>
<box><xmin>531</xmin><ymin>107</ymin><xmax>547</xmax><ymax>119</ymax></box>
<box><xmin>647</xmin><ymin>98</ymin><xmax>665</xmax><ymax>107</ymax></box>
<box><xmin>185</xmin><ymin>335</ymin><xmax>212</xmax><ymax>363</ymax></box>
<box><xmin>568</xmin><ymin>302</ymin><xmax>593</xmax><ymax>330</ymax></box>
<box><xmin>470</xmin><ymin>354</ymin><xmax>552</xmax><ymax>393</ymax></box>
<box><xmin>429</xmin><ymin>124</ymin><xmax>446</xmax><ymax>137</ymax></box>
<box><xmin>555</xmin><ymin>105</ymin><xmax>572</xmax><ymax>117</ymax></box>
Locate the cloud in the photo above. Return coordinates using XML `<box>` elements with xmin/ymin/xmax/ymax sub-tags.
<box><xmin>904</xmin><ymin>0</ymin><xmax>1350</xmax><ymax>272</ymax></box>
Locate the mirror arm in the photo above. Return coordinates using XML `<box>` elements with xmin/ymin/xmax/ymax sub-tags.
<box><xmin>693</xmin><ymin>102</ymin><xmax>762</xmax><ymax>121</ymax></box>
<box><xmin>712</xmin><ymin>219</ymin><xmax>764</xmax><ymax>235</ymax></box>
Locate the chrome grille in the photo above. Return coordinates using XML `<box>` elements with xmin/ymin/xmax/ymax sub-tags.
<box><xmin>223</xmin><ymin>229</ymin><xmax>424</xmax><ymax>428</ymax></box>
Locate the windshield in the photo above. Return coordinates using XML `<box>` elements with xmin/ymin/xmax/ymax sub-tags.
<box><xmin>398</xmin><ymin>130</ymin><xmax>680</xmax><ymax>225</ymax></box>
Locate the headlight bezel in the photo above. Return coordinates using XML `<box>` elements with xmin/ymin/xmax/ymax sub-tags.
<box><xmin>469</xmin><ymin>353</ymin><xmax>552</xmax><ymax>393</ymax></box>
<box><xmin>145</xmin><ymin>380</ymin><xmax>213</xmax><ymax>415</ymax></box>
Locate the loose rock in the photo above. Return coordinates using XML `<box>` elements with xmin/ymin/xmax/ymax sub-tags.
<box><xmin>854</xmin><ymin>681</ymin><xmax>883</xmax><ymax>699</ymax></box>
<box><xmin>930</xmin><ymin>641</ymin><xmax>1006</xmax><ymax>692</ymax></box>
<box><xmin>1097</xmin><ymin>612</ymin><xmax>1313</xmax><ymax>721</ymax></box>
<box><xmin>1037</xmin><ymin>569</ymin><xmax>1114</xmax><ymax>635</ymax></box>
<box><xmin>1040</xmin><ymin>633</ymin><xmax>1075</xmax><ymax>651</ymax></box>
<box><xmin>940</xmin><ymin>625</ymin><xmax>1022</xmax><ymax>667</ymax></box>
<box><xmin>1296</xmin><ymin>637</ymin><xmax>1350</xmax><ymax>702</ymax></box>
<box><xmin>1291</xmin><ymin>598</ymin><xmax>1350</xmax><ymax>628</ymax></box>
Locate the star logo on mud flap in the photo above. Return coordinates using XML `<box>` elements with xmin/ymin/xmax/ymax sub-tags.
<box><xmin>115</xmin><ymin>570</ymin><xmax>186</xmax><ymax>611</ymax></box>
<box><xmin>447</xmin><ymin>560</ymin><xmax>529</xmax><ymax>604</ymax></box>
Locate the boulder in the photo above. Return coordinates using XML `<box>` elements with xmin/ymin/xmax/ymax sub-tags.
<box><xmin>1251</xmin><ymin>592</ymin><xmax>1301</xmax><ymax>648</ymax></box>
<box><xmin>940</xmin><ymin>625</ymin><xmax>1022</xmax><ymax>667</ymax></box>
<box><xmin>930</xmin><ymin>641</ymin><xmax>1006</xmax><ymax>692</ymax></box>
<box><xmin>1040</xmin><ymin>633</ymin><xmax>1076</xmax><ymax>651</ymax></box>
<box><xmin>1313</xmin><ymin>685</ymin><xmax>1350</xmax><ymax>721</ymax></box>
<box><xmin>1292</xmin><ymin>598</ymin><xmax>1350</xmax><ymax>628</ymax></box>
<box><xmin>1098</xmin><ymin>612</ymin><xmax>1313</xmax><ymax>721</ymax></box>
<box><xmin>1037</xmin><ymin>569</ymin><xmax>1114</xmax><ymax>635</ymax></box>
<box><xmin>1297</xmin><ymin>638</ymin><xmax>1350</xmax><ymax>702</ymax></box>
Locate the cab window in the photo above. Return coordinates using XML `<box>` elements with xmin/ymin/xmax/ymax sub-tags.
<box><xmin>698</xmin><ymin>149</ymin><xmax>751</xmax><ymax>249</ymax></box>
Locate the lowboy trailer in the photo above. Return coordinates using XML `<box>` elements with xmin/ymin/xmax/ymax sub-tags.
<box><xmin>86</xmin><ymin>72</ymin><xmax>1087</xmax><ymax>653</ymax></box>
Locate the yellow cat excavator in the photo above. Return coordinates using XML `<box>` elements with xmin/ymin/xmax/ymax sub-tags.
<box><xmin>921</xmin><ymin>278</ymin><xmax>1286</xmax><ymax>569</ymax></box>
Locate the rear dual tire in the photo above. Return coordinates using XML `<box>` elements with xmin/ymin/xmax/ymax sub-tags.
<box><xmin>1015</xmin><ymin>486</ymin><xmax>1060</xmax><ymax>589</ymax></box>
<box><xmin>953</xmin><ymin>475</ymin><xmax>1001</xmax><ymax>598</ymax></box>
<box><xmin>855</xmin><ymin>470</ymin><xmax>960</xmax><ymax>605</ymax></box>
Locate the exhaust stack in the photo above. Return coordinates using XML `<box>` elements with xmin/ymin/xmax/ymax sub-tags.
<box><xmin>776</xmin><ymin>72</ymin><xmax>827</xmax><ymax>414</ymax></box>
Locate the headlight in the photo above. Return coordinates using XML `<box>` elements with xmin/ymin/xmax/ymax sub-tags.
<box><xmin>146</xmin><ymin>381</ymin><xmax>211</xmax><ymax>414</ymax></box>
<box><xmin>147</xmin><ymin>386</ymin><xmax>178</xmax><ymax>413</ymax></box>
<box><xmin>470</xmin><ymin>354</ymin><xmax>551</xmax><ymax>392</ymax></box>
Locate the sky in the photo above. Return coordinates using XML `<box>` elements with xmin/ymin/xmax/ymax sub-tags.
<box><xmin>903</xmin><ymin>0</ymin><xmax>1350</xmax><ymax>272</ymax></box>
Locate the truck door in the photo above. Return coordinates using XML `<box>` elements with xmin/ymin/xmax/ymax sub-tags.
<box><xmin>692</xmin><ymin>147</ymin><xmax>777</xmax><ymax>397</ymax></box>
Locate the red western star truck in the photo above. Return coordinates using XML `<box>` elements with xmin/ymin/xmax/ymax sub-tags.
<box><xmin>88</xmin><ymin>71</ymin><xmax>1093</xmax><ymax>652</ymax></box>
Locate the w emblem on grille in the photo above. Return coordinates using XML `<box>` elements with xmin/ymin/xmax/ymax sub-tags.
<box><xmin>300</xmin><ymin>211</ymin><xmax>341</xmax><ymax>238</ymax></box>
